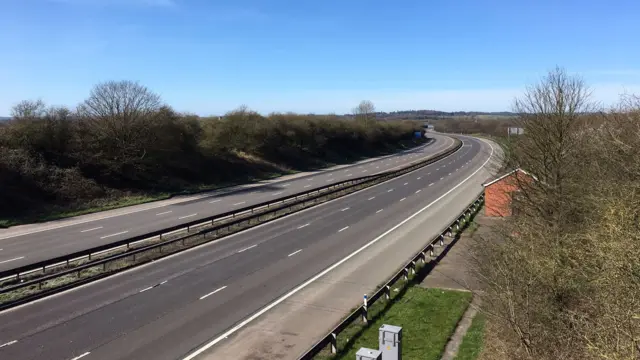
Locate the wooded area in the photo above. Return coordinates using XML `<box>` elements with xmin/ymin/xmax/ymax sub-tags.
<box><xmin>0</xmin><ymin>82</ymin><xmax>424</xmax><ymax>224</ymax></box>
<box><xmin>470</xmin><ymin>67</ymin><xmax>640</xmax><ymax>360</ymax></box>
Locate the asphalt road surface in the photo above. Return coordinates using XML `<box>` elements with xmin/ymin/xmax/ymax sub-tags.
<box><xmin>0</xmin><ymin>135</ymin><xmax>454</xmax><ymax>271</ymax></box>
<box><xmin>0</xmin><ymin>135</ymin><xmax>490</xmax><ymax>360</ymax></box>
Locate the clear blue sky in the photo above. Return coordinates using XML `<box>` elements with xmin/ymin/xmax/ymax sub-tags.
<box><xmin>2</xmin><ymin>0</ymin><xmax>640</xmax><ymax>116</ymax></box>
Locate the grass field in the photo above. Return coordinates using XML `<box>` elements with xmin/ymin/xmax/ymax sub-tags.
<box><xmin>454</xmin><ymin>313</ymin><xmax>486</xmax><ymax>360</ymax></box>
<box><xmin>328</xmin><ymin>287</ymin><xmax>472</xmax><ymax>360</ymax></box>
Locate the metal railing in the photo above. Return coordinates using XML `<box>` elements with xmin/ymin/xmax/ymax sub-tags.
<box><xmin>297</xmin><ymin>192</ymin><xmax>485</xmax><ymax>359</ymax></box>
<box><xmin>0</xmin><ymin>139</ymin><xmax>463</xmax><ymax>311</ymax></box>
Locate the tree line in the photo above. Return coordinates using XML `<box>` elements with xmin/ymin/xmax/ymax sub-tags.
<box><xmin>0</xmin><ymin>81</ymin><xmax>424</xmax><ymax>223</ymax></box>
<box><xmin>470</xmin><ymin>67</ymin><xmax>640</xmax><ymax>360</ymax></box>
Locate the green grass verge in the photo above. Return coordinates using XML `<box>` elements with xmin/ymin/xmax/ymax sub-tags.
<box><xmin>329</xmin><ymin>287</ymin><xmax>472</xmax><ymax>360</ymax></box>
<box><xmin>454</xmin><ymin>313</ymin><xmax>486</xmax><ymax>360</ymax></box>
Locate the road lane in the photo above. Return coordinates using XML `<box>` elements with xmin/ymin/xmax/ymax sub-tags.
<box><xmin>0</xmin><ymin>136</ymin><xmax>487</xmax><ymax>360</ymax></box>
<box><xmin>0</xmin><ymin>135</ymin><xmax>454</xmax><ymax>270</ymax></box>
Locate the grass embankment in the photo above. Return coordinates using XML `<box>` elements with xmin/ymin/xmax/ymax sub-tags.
<box><xmin>322</xmin><ymin>287</ymin><xmax>472</xmax><ymax>360</ymax></box>
<box><xmin>1</xmin><ymin>85</ymin><xmax>428</xmax><ymax>228</ymax></box>
<box><xmin>454</xmin><ymin>313</ymin><xmax>486</xmax><ymax>360</ymax></box>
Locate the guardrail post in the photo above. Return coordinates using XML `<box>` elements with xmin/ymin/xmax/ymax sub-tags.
<box><xmin>362</xmin><ymin>294</ymin><xmax>368</xmax><ymax>324</ymax></box>
<box><xmin>331</xmin><ymin>332</ymin><xmax>337</xmax><ymax>354</ymax></box>
<box><xmin>403</xmin><ymin>267</ymin><xmax>409</xmax><ymax>281</ymax></box>
<box><xmin>88</xmin><ymin>253</ymin><xmax>92</xmax><ymax>261</ymax></box>
<box><xmin>439</xmin><ymin>234</ymin><xmax>445</xmax><ymax>247</ymax></box>
<box><xmin>447</xmin><ymin>227</ymin><xmax>453</xmax><ymax>237</ymax></box>
<box><xmin>430</xmin><ymin>246</ymin><xmax>435</xmax><ymax>258</ymax></box>
<box><xmin>410</xmin><ymin>261</ymin><xmax>416</xmax><ymax>275</ymax></box>
<box><xmin>385</xmin><ymin>285</ymin><xmax>391</xmax><ymax>300</ymax></box>
<box><xmin>420</xmin><ymin>251</ymin><xmax>426</xmax><ymax>264</ymax></box>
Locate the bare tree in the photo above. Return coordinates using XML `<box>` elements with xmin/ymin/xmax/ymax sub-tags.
<box><xmin>353</xmin><ymin>100</ymin><xmax>376</xmax><ymax>125</ymax></box>
<box><xmin>470</xmin><ymin>69</ymin><xmax>640</xmax><ymax>360</ymax></box>
<box><xmin>76</xmin><ymin>80</ymin><xmax>163</xmax><ymax>167</ymax></box>
<box><xmin>505</xmin><ymin>66</ymin><xmax>598</xmax><ymax>227</ymax></box>
<box><xmin>11</xmin><ymin>99</ymin><xmax>47</xmax><ymax>120</ymax></box>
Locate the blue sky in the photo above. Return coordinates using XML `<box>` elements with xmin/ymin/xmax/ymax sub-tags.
<box><xmin>1</xmin><ymin>0</ymin><xmax>640</xmax><ymax>116</ymax></box>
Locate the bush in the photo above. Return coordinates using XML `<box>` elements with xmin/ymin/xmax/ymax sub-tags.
<box><xmin>0</xmin><ymin>82</ymin><xmax>424</xmax><ymax>220</ymax></box>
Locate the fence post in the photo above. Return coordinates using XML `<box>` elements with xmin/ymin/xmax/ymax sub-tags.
<box><xmin>362</xmin><ymin>294</ymin><xmax>368</xmax><ymax>324</ymax></box>
<box><xmin>331</xmin><ymin>332</ymin><xmax>337</xmax><ymax>354</ymax></box>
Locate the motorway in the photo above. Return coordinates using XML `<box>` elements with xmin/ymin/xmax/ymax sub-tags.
<box><xmin>0</xmin><ymin>134</ymin><xmax>454</xmax><ymax>271</ymax></box>
<box><xmin>0</xmin><ymin>135</ymin><xmax>492</xmax><ymax>360</ymax></box>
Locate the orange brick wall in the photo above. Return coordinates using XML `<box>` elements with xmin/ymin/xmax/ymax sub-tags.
<box><xmin>484</xmin><ymin>172</ymin><xmax>531</xmax><ymax>217</ymax></box>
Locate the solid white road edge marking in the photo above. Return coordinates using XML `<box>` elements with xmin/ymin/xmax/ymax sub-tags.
<box><xmin>184</xmin><ymin>139</ymin><xmax>488</xmax><ymax>357</ymax></box>
<box><xmin>0</xmin><ymin>340</ymin><xmax>17</xmax><ymax>348</ymax></box>
<box><xmin>69</xmin><ymin>352</ymin><xmax>91</xmax><ymax>360</ymax></box>
<box><xmin>233</xmin><ymin>202</ymin><xmax>246</xmax><ymax>206</ymax></box>
<box><xmin>297</xmin><ymin>223</ymin><xmax>310</xmax><ymax>229</ymax></box>
<box><xmin>200</xmin><ymin>286</ymin><xmax>227</xmax><ymax>300</ymax></box>
<box><xmin>0</xmin><ymin>256</ymin><xmax>25</xmax><ymax>264</ymax></box>
<box><xmin>179</xmin><ymin>213</ymin><xmax>198</xmax><ymax>220</ymax></box>
<box><xmin>304</xmin><ymin>185</ymin><xmax>311</xmax><ymax>188</ymax></box>
<box><xmin>272</xmin><ymin>192</ymin><xmax>283</xmax><ymax>196</ymax></box>
<box><xmin>160</xmin><ymin>280</ymin><xmax>168</xmax><ymax>285</ymax></box>
<box><xmin>156</xmin><ymin>211</ymin><xmax>173</xmax><ymax>216</ymax></box>
<box><xmin>338</xmin><ymin>226</ymin><xmax>350</xmax><ymax>232</ymax></box>
<box><xmin>237</xmin><ymin>244</ymin><xmax>257</xmax><ymax>253</ymax></box>
<box><xmin>288</xmin><ymin>249</ymin><xmax>302</xmax><ymax>257</ymax></box>
<box><xmin>99</xmin><ymin>231</ymin><xmax>129</xmax><ymax>239</ymax></box>
<box><xmin>209</xmin><ymin>200</ymin><xmax>221</xmax><ymax>204</ymax></box>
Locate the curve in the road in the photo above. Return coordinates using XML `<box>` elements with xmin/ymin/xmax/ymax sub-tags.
<box><xmin>0</xmin><ymin>135</ymin><xmax>453</xmax><ymax>271</ymax></box>
<box><xmin>0</xmin><ymin>135</ymin><xmax>491</xmax><ymax>360</ymax></box>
